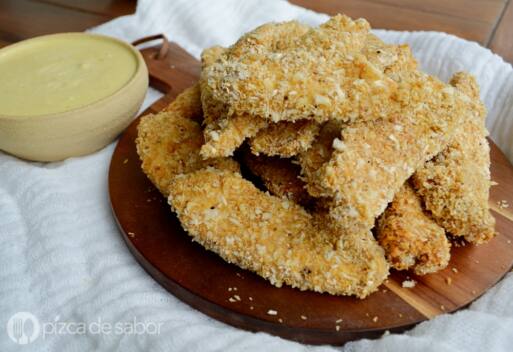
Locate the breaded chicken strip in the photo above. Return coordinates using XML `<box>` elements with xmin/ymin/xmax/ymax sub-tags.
<box><xmin>297</xmin><ymin>120</ymin><xmax>344</xmax><ymax>198</ymax></box>
<box><xmin>377</xmin><ymin>184</ymin><xmax>450</xmax><ymax>275</ymax></box>
<box><xmin>317</xmin><ymin>71</ymin><xmax>476</xmax><ymax>233</ymax></box>
<box><xmin>200</xmin><ymin>46</ymin><xmax>267</xmax><ymax>158</ymax></box>
<box><xmin>199</xmin><ymin>22</ymin><xmax>311</xmax><ymax>158</ymax></box>
<box><xmin>241</xmin><ymin>149</ymin><xmax>311</xmax><ymax>205</ymax></box>
<box><xmin>199</xmin><ymin>20</ymin><xmax>414</xmax><ymax>158</ymax></box>
<box><xmin>412</xmin><ymin>72</ymin><xmax>495</xmax><ymax>244</ymax></box>
<box><xmin>168</xmin><ymin>168</ymin><xmax>389</xmax><ymax>298</ymax></box>
<box><xmin>248</xmin><ymin>120</ymin><xmax>321</xmax><ymax>157</ymax></box>
<box><xmin>294</xmin><ymin>36</ymin><xmax>415</xmax><ymax>197</ymax></box>
<box><xmin>205</xmin><ymin>15</ymin><xmax>396</xmax><ymax>124</ymax></box>
<box><xmin>293</xmin><ymin>35</ymin><xmax>415</xmax><ymax>197</ymax></box>
<box><xmin>136</xmin><ymin>87</ymin><xmax>238</xmax><ymax>196</ymax></box>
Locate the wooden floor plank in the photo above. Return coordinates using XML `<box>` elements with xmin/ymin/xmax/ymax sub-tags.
<box><xmin>373</xmin><ymin>0</ymin><xmax>505</xmax><ymax>23</ymax></box>
<box><xmin>33</xmin><ymin>0</ymin><xmax>135</xmax><ymax>17</ymax></box>
<box><xmin>490</xmin><ymin>141</ymin><xmax>513</xmax><ymax>221</ymax></box>
<box><xmin>489</xmin><ymin>0</ymin><xmax>513</xmax><ymax>63</ymax></box>
<box><xmin>0</xmin><ymin>0</ymin><xmax>109</xmax><ymax>45</ymax></box>
<box><xmin>290</xmin><ymin>0</ymin><xmax>496</xmax><ymax>44</ymax></box>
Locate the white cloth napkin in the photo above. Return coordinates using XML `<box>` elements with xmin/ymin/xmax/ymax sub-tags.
<box><xmin>1</xmin><ymin>1</ymin><xmax>512</xmax><ymax>351</ymax></box>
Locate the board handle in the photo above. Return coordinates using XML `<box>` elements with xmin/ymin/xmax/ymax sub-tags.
<box><xmin>132</xmin><ymin>34</ymin><xmax>201</xmax><ymax>97</ymax></box>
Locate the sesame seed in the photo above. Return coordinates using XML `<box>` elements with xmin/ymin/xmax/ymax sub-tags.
<box><xmin>267</xmin><ymin>309</ymin><xmax>278</xmax><ymax>316</ymax></box>
<box><xmin>445</xmin><ymin>277</ymin><xmax>452</xmax><ymax>285</ymax></box>
<box><xmin>335</xmin><ymin>319</ymin><xmax>343</xmax><ymax>323</ymax></box>
<box><xmin>300</xmin><ymin>315</ymin><xmax>307</xmax><ymax>320</ymax></box>
<box><xmin>372</xmin><ymin>316</ymin><xmax>378</xmax><ymax>323</ymax></box>
<box><xmin>335</xmin><ymin>325</ymin><xmax>340</xmax><ymax>331</ymax></box>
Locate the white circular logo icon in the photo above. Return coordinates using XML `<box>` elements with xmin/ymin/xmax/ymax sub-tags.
<box><xmin>6</xmin><ymin>312</ymin><xmax>40</xmax><ymax>345</ymax></box>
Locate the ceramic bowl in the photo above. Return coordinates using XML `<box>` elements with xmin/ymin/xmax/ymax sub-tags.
<box><xmin>0</xmin><ymin>33</ymin><xmax>148</xmax><ymax>162</ymax></box>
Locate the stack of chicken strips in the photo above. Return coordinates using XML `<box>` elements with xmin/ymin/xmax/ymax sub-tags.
<box><xmin>136</xmin><ymin>15</ymin><xmax>495</xmax><ymax>298</ymax></box>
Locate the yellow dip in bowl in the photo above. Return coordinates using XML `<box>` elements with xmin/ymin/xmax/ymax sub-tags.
<box><xmin>0</xmin><ymin>33</ymin><xmax>148</xmax><ymax>161</ymax></box>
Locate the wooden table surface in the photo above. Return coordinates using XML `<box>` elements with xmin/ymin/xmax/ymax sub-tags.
<box><xmin>0</xmin><ymin>0</ymin><xmax>512</xmax><ymax>63</ymax></box>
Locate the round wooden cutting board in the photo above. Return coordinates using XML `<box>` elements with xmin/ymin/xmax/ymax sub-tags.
<box><xmin>109</xmin><ymin>38</ymin><xmax>513</xmax><ymax>345</ymax></box>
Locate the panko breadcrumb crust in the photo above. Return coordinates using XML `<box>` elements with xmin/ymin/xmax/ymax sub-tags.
<box><xmin>317</xmin><ymin>71</ymin><xmax>478</xmax><ymax>234</ymax></box>
<box><xmin>199</xmin><ymin>46</ymin><xmax>266</xmax><ymax>158</ymax></box>
<box><xmin>377</xmin><ymin>184</ymin><xmax>451</xmax><ymax>275</ymax></box>
<box><xmin>204</xmin><ymin>15</ymin><xmax>396</xmax><ymax>124</ymax></box>
<box><xmin>168</xmin><ymin>169</ymin><xmax>389</xmax><ymax>298</ymax></box>
<box><xmin>363</xmin><ymin>34</ymin><xmax>417</xmax><ymax>74</ymax></box>
<box><xmin>199</xmin><ymin>22</ymin><xmax>311</xmax><ymax>158</ymax></box>
<box><xmin>135</xmin><ymin>14</ymin><xmax>496</xmax><ymax>299</ymax></box>
<box><xmin>412</xmin><ymin>72</ymin><xmax>495</xmax><ymax>244</ymax></box>
<box><xmin>298</xmin><ymin>120</ymin><xmax>345</xmax><ymax>198</ymax></box>
<box><xmin>135</xmin><ymin>86</ymin><xmax>239</xmax><ymax>196</ymax></box>
<box><xmin>161</xmin><ymin>83</ymin><xmax>203</xmax><ymax>123</ymax></box>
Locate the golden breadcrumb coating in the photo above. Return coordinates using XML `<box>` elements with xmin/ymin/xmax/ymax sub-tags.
<box><xmin>298</xmin><ymin>120</ymin><xmax>345</xmax><ymax>197</ymax></box>
<box><xmin>228</xmin><ymin>21</ymin><xmax>310</xmax><ymax>58</ymax></box>
<box><xmin>363</xmin><ymin>34</ymin><xmax>417</xmax><ymax>74</ymax></box>
<box><xmin>249</xmin><ymin>120</ymin><xmax>321</xmax><ymax>157</ymax></box>
<box><xmin>412</xmin><ymin>72</ymin><xmax>495</xmax><ymax>244</ymax></box>
<box><xmin>294</xmin><ymin>36</ymin><xmax>415</xmax><ymax>198</ymax></box>
<box><xmin>136</xmin><ymin>87</ymin><xmax>238</xmax><ymax>196</ymax></box>
<box><xmin>317</xmin><ymin>71</ymin><xmax>476</xmax><ymax>233</ymax></box>
<box><xmin>241</xmin><ymin>149</ymin><xmax>311</xmax><ymax>205</ymax></box>
<box><xmin>161</xmin><ymin>83</ymin><xmax>203</xmax><ymax>122</ymax></box>
<box><xmin>205</xmin><ymin>15</ymin><xmax>398</xmax><ymax>124</ymax></box>
<box><xmin>294</xmin><ymin>35</ymin><xmax>415</xmax><ymax>198</ymax></box>
<box><xmin>199</xmin><ymin>22</ymin><xmax>312</xmax><ymax>158</ymax></box>
<box><xmin>137</xmin><ymin>15</ymin><xmax>496</xmax><ymax>297</ymax></box>
<box><xmin>201</xmin><ymin>45</ymin><xmax>225</xmax><ymax>68</ymax></box>
<box><xmin>200</xmin><ymin>114</ymin><xmax>267</xmax><ymax>158</ymax></box>
<box><xmin>168</xmin><ymin>168</ymin><xmax>389</xmax><ymax>298</ymax></box>
<box><xmin>199</xmin><ymin>46</ymin><xmax>228</xmax><ymax>126</ymax></box>
<box><xmin>200</xmin><ymin>46</ymin><xmax>265</xmax><ymax>158</ymax></box>
<box><xmin>377</xmin><ymin>184</ymin><xmax>451</xmax><ymax>275</ymax></box>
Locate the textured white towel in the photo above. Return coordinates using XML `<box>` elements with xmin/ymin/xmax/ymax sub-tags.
<box><xmin>1</xmin><ymin>1</ymin><xmax>513</xmax><ymax>351</ymax></box>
